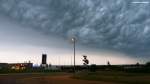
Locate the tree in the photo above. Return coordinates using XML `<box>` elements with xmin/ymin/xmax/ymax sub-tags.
<box><xmin>107</xmin><ymin>61</ymin><xmax>111</xmax><ymax>66</ymax></box>
<box><xmin>146</xmin><ymin>62</ymin><xmax>150</xmax><ymax>67</ymax></box>
<box><xmin>82</xmin><ymin>55</ymin><xmax>89</xmax><ymax>65</ymax></box>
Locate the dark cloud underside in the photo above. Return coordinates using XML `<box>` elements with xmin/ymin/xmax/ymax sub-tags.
<box><xmin>0</xmin><ymin>0</ymin><xmax>150</xmax><ymax>57</ymax></box>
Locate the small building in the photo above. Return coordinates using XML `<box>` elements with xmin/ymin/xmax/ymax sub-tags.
<box><xmin>9</xmin><ymin>63</ymin><xmax>33</xmax><ymax>70</ymax></box>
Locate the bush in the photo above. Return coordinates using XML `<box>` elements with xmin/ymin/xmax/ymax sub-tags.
<box><xmin>146</xmin><ymin>62</ymin><xmax>150</xmax><ymax>67</ymax></box>
<box><xmin>90</xmin><ymin>64</ymin><xmax>97</xmax><ymax>72</ymax></box>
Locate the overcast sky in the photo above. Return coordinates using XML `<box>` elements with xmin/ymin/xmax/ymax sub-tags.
<box><xmin>0</xmin><ymin>0</ymin><xmax>149</xmax><ymax>65</ymax></box>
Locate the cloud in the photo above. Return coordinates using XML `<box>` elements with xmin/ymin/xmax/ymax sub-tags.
<box><xmin>0</xmin><ymin>0</ymin><xmax>150</xmax><ymax>57</ymax></box>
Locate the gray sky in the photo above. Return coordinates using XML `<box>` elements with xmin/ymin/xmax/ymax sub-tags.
<box><xmin>0</xmin><ymin>0</ymin><xmax>149</xmax><ymax>65</ymax></box>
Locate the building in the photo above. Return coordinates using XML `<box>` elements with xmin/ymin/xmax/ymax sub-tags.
<box><xmin>41</xmin><ymin>54</ymin><xmax>48</xmax><ymax>67</ymax></box>
<box><xmin>42</xmin><ymin>54</ymin><xmax>47</xmax><ymax>64</ymax></box>
<box><xmin>9</xmin><ymin>63</ymin><xmax>33</xmax><ymax>70</ymax></box>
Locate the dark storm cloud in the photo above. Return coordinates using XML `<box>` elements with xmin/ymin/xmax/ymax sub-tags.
<box><xmin>0</xmin><ymin>0</ymin><xmax>150</xmax><ymax>57</ymax></box>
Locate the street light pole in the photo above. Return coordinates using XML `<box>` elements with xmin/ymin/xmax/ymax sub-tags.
<box><xmin>72</xmin><ymin>37</ymin><xmax>76</xmax><ymax>73</ymax></box>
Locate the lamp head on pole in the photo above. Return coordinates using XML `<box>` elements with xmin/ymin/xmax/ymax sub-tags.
<box><xmin>72</xmin><ymin>38</ymin><xmax>75</xmax><ymax>42</ymax></box>
<box><xmin>71</xmin><ymin>37</ymin><xmax>76</xmax><ymax>42</ymax></box>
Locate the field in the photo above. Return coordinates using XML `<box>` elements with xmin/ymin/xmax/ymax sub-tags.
<box><xmin>0</xmin><ymin>71</ymin><xmax>150</xmax><ymax>84</ymax></box>
<box><xmin>74</xmin><ymin>71</ymin><xmax>150</xmax><ymax>84</ymax></box>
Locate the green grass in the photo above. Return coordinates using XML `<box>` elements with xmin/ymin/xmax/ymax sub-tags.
<box><xmin>73</xmin><ymin>71</ymin><xmax>150</xmax><ymax>84</ymax></box>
